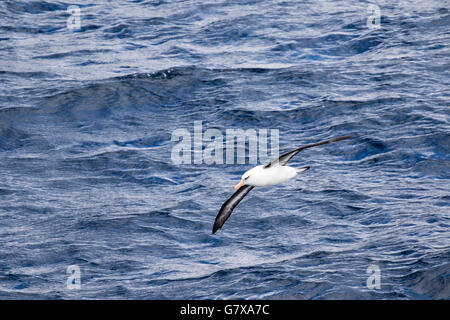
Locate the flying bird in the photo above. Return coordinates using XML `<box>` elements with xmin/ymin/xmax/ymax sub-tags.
<box><xmin>212</xmin><ymin>135</ymin><xmax>352</xmax><ymax>234</ymax></box>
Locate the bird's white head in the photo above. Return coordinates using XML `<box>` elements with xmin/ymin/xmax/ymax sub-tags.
<box><xmin>233</xmin><ymin>165</ymin><xmax>264</xmax><ymax>190</ymax></box>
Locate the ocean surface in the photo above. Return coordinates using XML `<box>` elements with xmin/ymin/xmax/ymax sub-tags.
<box><xmin>0</xmin><ymin>0</ymin><xmax>449</xmax><ymax>299</ymax></box>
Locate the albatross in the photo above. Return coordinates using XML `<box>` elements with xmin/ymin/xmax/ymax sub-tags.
<box><xmin>212</xmin><ymin>135</ymin><xmax>352</xmax><ymax>234</ymax></box>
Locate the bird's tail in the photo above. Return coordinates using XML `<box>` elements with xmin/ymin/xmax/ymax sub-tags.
<box><xmin>296</xmin><ymin>166</ymin><xmax>310</xmax><ymax>174</ymax></box>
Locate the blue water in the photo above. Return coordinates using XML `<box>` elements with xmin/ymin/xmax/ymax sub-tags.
<box><xmin>0</xmin><ymin>0</ymin><xmax>449</xmax><ymax>299</ymax></box>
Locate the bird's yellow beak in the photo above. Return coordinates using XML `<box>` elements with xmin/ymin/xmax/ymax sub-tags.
<box><xmin>234</xmin><ymin>179</ymin><xmax>245</xmax><ymax>190</ymax></box>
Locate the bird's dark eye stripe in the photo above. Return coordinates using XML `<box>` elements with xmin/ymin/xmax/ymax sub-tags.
<box><xmin>244</xmin><ymin>176</ymin><xmax>249</xmax><ymax>180</ymax></box>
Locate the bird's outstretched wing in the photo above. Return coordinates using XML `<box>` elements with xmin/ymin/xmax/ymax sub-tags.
<box><xmin>212</xmin><ymin>185</ymin><xmax>254</xmax><ymax>234</ymax></box>
<box><xmin>264</xmin><ymin>135</ymin><xmax>352</xmax><ymax>168</ymax></box>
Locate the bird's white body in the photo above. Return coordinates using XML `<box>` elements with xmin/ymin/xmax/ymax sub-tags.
<box><xmin>242</xmin><ymin>165</ymin><xmax>308</xmax><ymax>187</ymax></box>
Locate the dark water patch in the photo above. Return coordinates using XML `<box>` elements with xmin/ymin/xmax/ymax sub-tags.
<box><xmin>0</xmin><ymin>127</ymin><xmax>51</xmax><ymax>152</ymax></box>
<box><xmin>103</xmin><ymin>24</ymin><xmax>134</xmax><ymax>39</ymax></box>
<box><xmin>414</xmin><ymin>159</ymin><xmax>450</xmax><ymax>179</ymax></box>
<box><xmin>0</xmin><ymin>25</ymin><xmax>64</xmax><ymax>34</ymax></box>
<box><xmin>113</xmin><ymin>135</ymin><xmax>168</xmax><ymax>149</ymax></box>
<box><xmin>5</xmin><ymin>1</ymin><xmax>67</xmax><ymax>14</ymax></box>
<box><xmin>0</xmin><ymin>188</ymin><xmax>17</xmax><ymax>196</ymax></box>
<box><xmin>398</xmin><ymin>263</ymin><xmax>450</xmax><ymax>299</ymax></box>
<box><xmin>34</xmin><ymin>49</ymin><xmax>113</xmax><ymax>60</ymax></box>
<box><xmin>0</xmin><ymin>71</ymin><xmax>58</xmax><ymax>79</ymax></box>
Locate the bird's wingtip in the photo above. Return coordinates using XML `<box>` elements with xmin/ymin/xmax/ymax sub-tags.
<box><xmin>334</xmin><ymin>135</ymin><xmax>354</xmax><ymax>141</ymax></box>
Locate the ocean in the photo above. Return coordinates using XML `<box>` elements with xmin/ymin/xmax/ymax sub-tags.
<box><xmin>0</xmin><ymin>0</ymin><xmax>449</xmax><ymax>299</ymax></box>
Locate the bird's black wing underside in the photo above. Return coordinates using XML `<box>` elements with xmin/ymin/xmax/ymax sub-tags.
<box><xmin>212</xmin><ymin>185</ymin><xmax>255</xmax><ymax>234</ymax></box>
<box><xmin>264</xmin><ymin>135</ymin><xmax>352</xmax><ymax>168</ymax></box>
